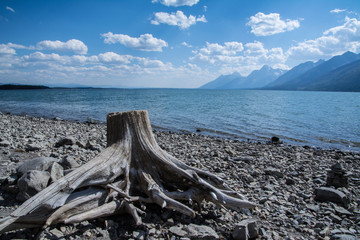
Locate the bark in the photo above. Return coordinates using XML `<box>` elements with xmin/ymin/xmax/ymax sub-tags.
<box><xmin>0</xmin><ymin>110</ymin><xmax>257</xmax><ymax>233</ymax></box>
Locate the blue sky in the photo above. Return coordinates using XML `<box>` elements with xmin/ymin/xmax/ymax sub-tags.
<box><xmin>0</xmin><ymin>0</ymin><xmax>359</xmax><ymax>88</ymax></box>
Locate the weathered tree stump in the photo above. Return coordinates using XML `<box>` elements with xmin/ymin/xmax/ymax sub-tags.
<box><xmin>0</xmin><ymin>110</ymin><xmax>257</xmax><ymax>233</ymax></box>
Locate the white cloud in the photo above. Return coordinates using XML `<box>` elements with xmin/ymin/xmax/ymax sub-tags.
<box><xmin>101</xmin><ymin>32</ymin><xmax>168</xmax><ymax>52</ymax></box>
<box><xmin>182</xmin><ymin>42</ymin><xmax>192</xmax><ymax>48</ymax></box>
<box><xmin>0</xmin><ymin>44</ymin><xmax>16</xmax><ymax>55</ymax></box>
<box><xmin>152</xmin><ymin>0</ymin><xmax>199</xmax><ymax>7</ymax></box>
<box><xmin>287</xmin><ymin>17</ymin><xmax>360</xmax><ymax>61</ymax></box>
<box><xmin>330</xmin><ymin>9</ymin><xmax>347</xmax><ymax>14</ymax></box>
<box><xmin>191</xmin><ymin>40</ymin><xmax>288</xmax><ymax>75</ymax></box>
<box><xmin>247</xmin><ymin>12</ymin><xmax>300</xmax><ymax>36</ymax></box>
<box><xmin>199</xmin><ymin>41</ymin><xmax>244</xmax><ymax>56</ymax></box>
<box><xmin>6</xmin><ymin>6</ymin><xmax>15</xmax><ymax>13</ymax></box>
<box><xmin>151</xmin><ymin>10</ymin><xmax>207</xmax><ymax>29</ymax></box>
<box><xmin>98</xmin><ymin>52</ymin><xmax>132</xmax><ymax>64</ymax></box>
<box><xmin>36</xmin><ymin>39</ymin><xmax>88</xmax><ymax>54</ymax></box>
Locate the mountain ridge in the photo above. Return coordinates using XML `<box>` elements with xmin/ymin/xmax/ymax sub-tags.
<box><xmin>265</xmin><ymin>51</ymin><xmax>360</xmax><ymax>90</ymax></box>
<box><xmin>200</xmin><ymin>65</ymin><xmax>286</xmax><ymax>89</ymax></box>
<box><xmin>200</xmin><ymin>51</ymin><xmax>360</xmax><ymax>92</ymax></box>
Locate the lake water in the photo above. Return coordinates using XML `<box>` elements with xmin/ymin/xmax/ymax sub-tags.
<box><xmin>0</xmin><ymin>88</ymin><xmax>359</xmax><ymax>151</ymax></box>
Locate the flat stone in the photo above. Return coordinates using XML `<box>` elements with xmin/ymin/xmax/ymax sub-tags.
<box><xmin>334</xmin><ymin>206</ymin><xmax>352</xmax><ymax>216</ymax></box>
<box><xmin>314</xmin><ymin>187</ymin><xmax>350</xmax><ymax>208</ymax></box>
<box><xmin>49</xmin><ymin>228</ymin><xmax>64</xmax><ymax>238</ymax></box>
<box><xmin>331</xmin><ymin>234</ymin><xmax>357</xmax><ymax>240</ymax></box>
<box><xmin>169</xmin><ymin>226</ymin><xmax>187</xmax><ymax>237</ymax></box>
<box><xmin>184</xmin><ymin>224</ymin><xmax>219</xmax><ymax>240</ymax></box>
<box><xmin>264</xmin><ymin>167</ymin><xmax>283</xmax><ymax>178</ymax></box>
<box><xmin>170</xmin><ymin>224</ymin><xmax>219</xmax><ymax>240</ymax></box>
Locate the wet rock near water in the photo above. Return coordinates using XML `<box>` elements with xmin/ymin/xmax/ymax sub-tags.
<box><xmin>0</xmin><ymin>112</ymin><xmax>359</xmax><ymax>239</ymax></box>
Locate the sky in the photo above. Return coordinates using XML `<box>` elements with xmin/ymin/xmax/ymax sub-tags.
<box><xmin>0</xmin><ymin>0</ymin><xmax>360</xmax><ymax>88</ymax></box>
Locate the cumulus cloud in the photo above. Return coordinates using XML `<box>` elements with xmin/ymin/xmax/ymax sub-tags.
<box><xmin>6</xmin><ymin>6</ymin><xmax>15</xmax><ymax>13</ymax></box>
<box><xmin>287</xmin><ymin>17</ymin><xmax>360</xmax><ymax>61</ymax></box>
<box><xmin>151</xmin><ymin>11</ymin><xmax>207</xmax><ymax>29</ymax></box>
<box><xmin>36</xmin><ymin>39</ymin><xmax>88</xmax><ymax>54</ymax></box>
<box><xmin>152</xmin><ymin>0</ymin><xmax>199</xmax><ymax>7</ymax></box>
<box><xmin>101</xmin><ymin>32</ymin><xmax>168</xmax><ymax>52</ymax></box>
<box><xmin>247</xmin><ymin>12</ymin><xmax>300</xmax><ymax>36</ymax></box>
<box><xmin>98</xmin><ymin>52</ymin><xmax>133</xmax><ymax>64</ymax></box>
<box><xmin>191</xmin><ymin>40</ymin><xmax>287</xmax><ymax>75</ymax></box>
<box><xmin>199</xmin><ymin>41</ymin><xmax>244</xmax><ymax>56</ymax></box>
<box><xmin>0</xmin><ymin>44</ymin><xmax>16</xmax><ymax>55</ymax></box>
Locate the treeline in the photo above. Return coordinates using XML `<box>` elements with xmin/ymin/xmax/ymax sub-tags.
<box><xmin>0</xmin><ymin>84</ymin><xmax>50</xmax><ymax>90</ymax></box>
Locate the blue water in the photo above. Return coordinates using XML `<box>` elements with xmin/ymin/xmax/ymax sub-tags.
<box><xmin>0</xmin><ymin>88</ymin><xmax>359</xmax><ymax>151</ymax></box>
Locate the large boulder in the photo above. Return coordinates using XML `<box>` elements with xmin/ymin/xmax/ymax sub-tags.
<box><xmin>17</xmin><ymin>157</ymin><xmax>58</xmax><ymax>176</ymax></box>
<box><xmin>16</xmin><ymin>170</ymin><xmax>50</xmax><ymax>201</ymax></box>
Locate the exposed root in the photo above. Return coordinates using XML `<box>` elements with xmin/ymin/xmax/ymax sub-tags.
<box><xmin>0</xmin><ymin>110</ymin><xmax>257</xmax><ymax>234</ymax></box>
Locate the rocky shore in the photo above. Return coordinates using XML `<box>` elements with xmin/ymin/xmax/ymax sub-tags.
<box><xmin>0</xmin><ymin>112</ymin><xmax>359</xmax><ymax>240</ymax></box>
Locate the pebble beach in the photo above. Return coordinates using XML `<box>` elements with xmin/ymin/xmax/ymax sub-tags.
<box><xmin>0</xmin><ymin>112</ymin><xmax>359</xmax><ymax>240</ymax></box>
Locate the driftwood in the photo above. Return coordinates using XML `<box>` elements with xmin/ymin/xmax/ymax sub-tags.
<box><xmin>0</xmin><ymin>110</ymin><xmax>257</xmax><ymax>233</ymax></box>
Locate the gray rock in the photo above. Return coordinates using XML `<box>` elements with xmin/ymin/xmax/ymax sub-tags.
<box><xmin>184</xmin><ymin>224</ymin><xmax>219</xmax><ymax>240</ymax></box>
<box><xmin>17</xmin><ymin>170</ymin><xmax>50</xmax><ymax>201</ymax></box>
<box><xmin>49</xmin><ymin>228</ymin><xmax>64</xmax><ymax>238</ymax></box>
<box><xmin>232</xmin><ymin>219</ymin><xmax>259</xmax><ymax>240</ymax></box>
<box><xmin>48</xmin><ymin>162</ymin><xmax>64</xmax><ymax>182</ymax></box>
<box><xmin>314</xmin><ymin>187</ymin><xmax>350</xmax><ymax>208</ymax></box>
<box><xmin>331</xmin><ymin>234</ymin><xmax>357</xmax><ymax>240</ymax></box>
<box><xmin>133</xmin><ymin>230</ymin><xmax>146</xmax><ymax>240</ymax></box>
<box><xmin>25</xmin><ymin>143</ymin><xmax>42</xmax><ymax>151</ymax></box>
<box><xmin>232</xmin><ymin>225</ymin><xmax>247</xmax><ymax>240</ymax></box>
<box><xmin>55</xmin><ymin>137</ymin><xmax>76</xmax><ymax>147</ymax></box>
<box><xmin>86</xmin><ymin>141</ymin><xmax>102</xmax><ymax>151</ymax></box>
<box><xmin>334</xmin><ymin>206</ymin><xmax>352</xmax><ymax>216</ymax></box>
<box><xmin>170</xmin><ymin>226</ymin><xmax>187</xmax><ymax>237</ymax></box>
<box><xmin>59</xmin><ymin>156</ymin><xmax>80</xmax><ymax>170</ymax></box>
<box><xmin>264</xmin><ymin>167</ymin><xmax>283</xmax><ymax>178</ymax></box>
<box><xmin>170</xmin><ymin>224</ymin><xmax>219</xmax><ymax>240</ymax></box>
<box><xmin>17</xmin><ymin>157</ymin><xmax>58</xmax><ymax>176</ymax></box>
<box><xmin>6</xmin><ymin>175</ymin><xmax>18</xmax><ymax>185</ymax></box>
<box><xmin>0</xmin><ymin>140</ymin><xmax>10</xmax><ymax>147</ymax></box>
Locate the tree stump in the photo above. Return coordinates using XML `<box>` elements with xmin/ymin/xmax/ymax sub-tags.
<box><xmin>0</xmin><ymin>110</ymin><xmax>257</xmax><ymax>233</ymax></box>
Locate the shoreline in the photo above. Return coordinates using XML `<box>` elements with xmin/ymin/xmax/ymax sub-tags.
<box><xmin>0</xmin><ymin>112</ymin><xmax>359</xmax><ymax>239</ymax></box>
<box><xmin>1</xmin><ymin>111</ymin><xmax>358</xmax><ymax>154</ymax></box>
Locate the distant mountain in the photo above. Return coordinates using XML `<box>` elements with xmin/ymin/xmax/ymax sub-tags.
<box><xmin>264</xmin><ymin>51</ymin><xmax>360</xmax><ymax>91</ymax></box>
<box><xmin>299</xmin><ymin>59</ymin><xmax>360</xmax><ymax>92</ymax></box>
<box><xmin>200</xmin><ymin>72</ymin><xmax>245</xmax><ymax>89</ymax></box>
<box><xmin>265</xmin><ymin>60</ymin><xmax>324</xmax><ymax>88</ymax></box>
<box><xmin>200</xmin><ymin>65</ymin><xmax>285</xmax><ymax>89</ymax></box>
<box><xmin>241</xmin><ymin>65</ymin><xmax>286</xmax><ymax>89</ymax></box>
